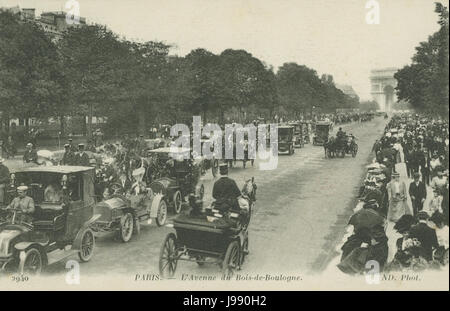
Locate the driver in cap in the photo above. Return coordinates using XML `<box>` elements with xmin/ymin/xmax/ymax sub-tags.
<box><xmin>6</xmin><ymin>185</ymin><xmax>35</xmax><ymax>223</ymax></box>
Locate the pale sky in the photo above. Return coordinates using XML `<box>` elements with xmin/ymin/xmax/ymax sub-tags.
<box><xmin>1</xmin><ymin>0</ymin><xmax>447</xmax><ymax>100</ymax></box>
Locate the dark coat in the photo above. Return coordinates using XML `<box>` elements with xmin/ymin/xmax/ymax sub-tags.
<box><xmin>0</xmin><ymin>164</ymin><xmax>10</xmax><ymax>185</ymax></box>
<box><xmin>75</xmin><ymin>152</ymin><xmax>90</xmax><ymax>167</ymax></box>
<box><xmin>23</xmin><ymin>149</ymin><xmax>38</xmax><ymax>163</ymax></box>
<box><xmin>409</xmin><ymin>222</ymin><xmax>439</xmax><ymax>261</ymax></box>
<box><xmin>212</xmin><ymin>176</ymin><xmax>241</xmax><ymax>201</ymax></box>
<box><xmin>409</xmin><ymin>181</ymin><xmax>427</xmax><ymax>203</ymax></box>
<box><xmin>62</xmin><ymin>151</ymin><xmax>76</xmax><ymax>165</ymax></box>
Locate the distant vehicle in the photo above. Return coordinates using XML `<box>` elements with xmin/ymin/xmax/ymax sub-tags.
<box><xmin>289</xmin><ymin>122</ymin><xmax>304</xmax><ymax>148</ymax></box>
<box><xmin>278</xmin><ymin>126</ymin><xmax>295</xmax><ymax>155</ymax></box>
<box><xmin>313</xmin><ymin>121</ymin><xmax>332</xmax><ymax>146</ymax></box>
<box><xmin>0</xmin><ymin>166</ymin><xmax>99</xmax><ymax>274</ymax></box>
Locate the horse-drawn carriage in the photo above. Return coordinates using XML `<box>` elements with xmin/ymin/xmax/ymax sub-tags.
<box><xmin>278</xmin><ymin>126</ymin><xmax>295</xmax><ymax>155</ymax></box>
<box><xmin>159</xmin><ymin>178</ymin><xmax>256</xmax><ymax>277</ymax></box>
<box><xmin>0</xmin><ymin>166</ymin><xmax>99</xmax><ymax>274</ymax></box>
<box><xmin>313</xmin><ymin>121</ymin><xmax>332</xmax><ymax>146</ymax></box>
<box><xmin>324</xmin><ymin>134</ymin><xmax>358</xmax><ymax>158</ymax></box>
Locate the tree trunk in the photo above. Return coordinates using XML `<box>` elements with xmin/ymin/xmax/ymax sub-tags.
<box><xmin>59</xmin><ymin>115</ymin><xmax>65</xmax><ymax>137</ymax></box>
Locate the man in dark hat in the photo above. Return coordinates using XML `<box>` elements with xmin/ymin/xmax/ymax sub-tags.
<box><xmin>409</xmin><ymin>172</ymin><xmax>427</xmax><ymax>216</ymax></box>
<box><xmin>212</xmin><ymin>163</ymin><xmax>241</xmax><ymax>213</ymax></box>
<box><xmin>23</xmin><ymin>143</ymin><xmax>38</xmax><ymax>164</ymax></box>
<box><xmin>75</xmin><ymin>144</ymin><xmax>90</xmax><ymax>167</ymax></box>
<box><xmin>61</xmin><ymin>144</ymin><xmax>76</xmax><ymax>166</ymax></box>
<box><xmin>68</xmin><ymin>137</ymin><xmax>76</xmax><ymax>153</ymax></box>
<box><xmin>409</xmin><ymin>211</ymin><xmax>439</xmax><ymax>261</ymax></box>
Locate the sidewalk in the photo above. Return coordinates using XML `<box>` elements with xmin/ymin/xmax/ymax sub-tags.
<box><xmin>324</xmin><ymin>155</ymin><xmax>436</xmax><ymax>272</ymax></box>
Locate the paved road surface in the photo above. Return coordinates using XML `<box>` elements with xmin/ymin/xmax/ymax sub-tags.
<box><xmin>5</xmin><ymin>117</ymin><xmax>388</xmax><ymax>278</ymax></box>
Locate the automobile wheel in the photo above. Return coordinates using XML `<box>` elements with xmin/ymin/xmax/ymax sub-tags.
<box><xmin>159</xmin><ymin>233</ymin><xmax>178</xmax><ymax>278</ymax></box>
<box><xmin>222</xmin><ymin>241</ymin><xmax>240</xmax><ymax>277</ymax></box>
<box><xmin>19</xmin><ymin>247</ymin><xmax>43</xmax><ymax>275</ymax></box>
<box><xmin>78</xmin><ymin>228</ymin><xmax>95</xmax><ymax>262</ymax></box>
<box><xmin>119</xmin><ymin>213</ymin><xmax>134</xmax><ymax>243</ymax></box>
<box><xmin>156</xmin><ymin>200</ymin><xmax>168</xmax><ymax>226</ymax></box>
<box><xmin>173</xmin><ymin>190</ymin><xmax>182</xmax><ymax>214</ymax></box>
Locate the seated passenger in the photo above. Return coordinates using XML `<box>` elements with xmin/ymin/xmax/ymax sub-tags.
<box><xmin>212</xmin><ymin>164</ymin><xmax>241</xmax><ymax>213</ymax></box>
<box><xmin>44</xmin><ymin>183</ymin><xmax>62</xmax><ymax>203</ymax></box>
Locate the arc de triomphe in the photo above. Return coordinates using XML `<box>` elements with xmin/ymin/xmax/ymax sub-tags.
<box><xmin>370</xmin><ymin>68</ymin><xmax>398</xmax><ymax>112</ymax></box>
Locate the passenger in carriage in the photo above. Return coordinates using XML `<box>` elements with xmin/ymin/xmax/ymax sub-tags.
<box><xmin>212</xmin><ymin>164</ymin><xmax>241</xmax><ymax>213</ymax></box>
<box><xmin>44</xmin><ymin>183</ymin><xmax>62</xmax><ymax>203</ymax></box>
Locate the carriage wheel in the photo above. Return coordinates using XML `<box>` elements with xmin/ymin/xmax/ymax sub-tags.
<box><xmin>212</xmin><ymin>160</ymin><xmax>219</xmax><ymax>177</ymax></box>
<box><xmin>173</xmin><ymin>191</ymin><xmax>182</xmax><ymax>214</ymax></box>
<box><xmin>222</xmin><ymin>241</ymin><xmax>240</xmax><ymax>277</ymax></box>
<box><xmin>78</xmin><ymin>228</ymin><xmax>95</xmax><ymax>262</ymax></box>
<box><xmin>118</xmin><ymin>213</ymin><xmax>134</xmax><ymax>242</ymax></box>
<box><xmin>156</xmin><ymin>200</ymin><xmax>168</xmax><ymax>226</ymax></box>
<box><xmin>19</xmin><ymin>247</ymin><xmax>43</xmax><ymax>275</ymax></box>
<box><xmin>159</xmin><ymin>233</ymin><xmax>178</xmax><ymax>278</ymax></box>
<box><xmin>240</xmin><ymin>237</ymin><xmax>249</xmax><ymax>266</ymax></box>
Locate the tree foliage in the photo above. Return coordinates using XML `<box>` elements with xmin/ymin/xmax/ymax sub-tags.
<box><xmin>395</xmin><ymin>3</ymin><xmax>449</xmax><ymax>115</ymax></box>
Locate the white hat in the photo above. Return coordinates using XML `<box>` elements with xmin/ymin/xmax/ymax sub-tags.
<box><xmin>17</xmin><ymin>185</ymin><xmax>28</xmax><ymax>191</ymax></box>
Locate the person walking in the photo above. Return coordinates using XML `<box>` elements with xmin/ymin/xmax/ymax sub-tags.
<box><xmin>387</xmin><ymin>172</ymin><xmax>409</xmax><ymax>222</ymax></box>
<box><xmin>409</xmin><ymin>172</ymin><xmax>427</xmax><ymax>216</ymax></box>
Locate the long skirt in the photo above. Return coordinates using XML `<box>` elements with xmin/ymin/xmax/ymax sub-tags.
<box><xmin>387</xmin><ymin>199</ymin><xmax>409</xmax><ymax>222</ymax></box>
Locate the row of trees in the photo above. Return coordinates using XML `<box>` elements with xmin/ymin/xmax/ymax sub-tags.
<box><xmin>0</xmin><ymin>10</ymin><xmax>359</xmax><ymax>138</ymax></box>
<box><xmin>395</xmin><ymin>3</ymin><xmax>449</xmax><ymax>115</ymax></box>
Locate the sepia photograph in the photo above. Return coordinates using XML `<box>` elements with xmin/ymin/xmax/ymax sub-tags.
<box><xmin>0</xmin><ymin>0</ymin><xmax>448</xmax><ymax>294</ymax></box>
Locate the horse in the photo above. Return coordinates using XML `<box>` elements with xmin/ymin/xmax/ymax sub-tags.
<box><xmin>324</xmin><ymin>137</ymin><xmax>337</xmax><ymax>158</ymax></box>
<box><xmin>238</xmin><ymin>177</ymin><xmax>257</xmax><ymax>226</ymax></box>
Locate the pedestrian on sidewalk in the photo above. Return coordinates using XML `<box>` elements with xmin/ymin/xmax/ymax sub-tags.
<box><xmin>409</xmin><ymin>172</ymin><xmax>427</xmax><ymax>217</ymax></box>
<box><xmin>421</xmin><ymin>150</ymin><xmax>431</xmax><ymax>185</ymax></box>
<box><xmin>387</xmin><ymin>172</ymin><xmax>409</xmax><ymax>222</ymax></box>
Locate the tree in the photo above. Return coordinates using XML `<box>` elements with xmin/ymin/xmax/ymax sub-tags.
<box><xmin>0</xmin><ymin>11</ymin><xmax>61</xmax><ymax>130</ymax></box>
<box><xmin>58</xmin><ymin>24</ymin><xmax>124</xmax><ymax>138</ymax></box>
<box><xmin>395</xmin><ymin>3</ymin><xmax>449</xmax><ymax>115</ymax></box>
